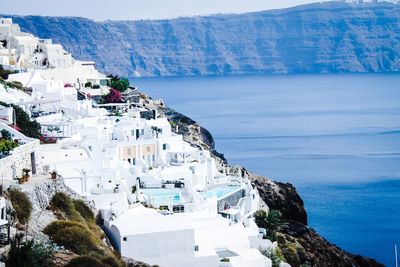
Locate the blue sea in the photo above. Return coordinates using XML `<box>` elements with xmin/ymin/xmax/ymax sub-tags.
<box><xmin>134</xmin><ymin>73</ymin><xmax>400</xmax><ymax>266</ymax></box>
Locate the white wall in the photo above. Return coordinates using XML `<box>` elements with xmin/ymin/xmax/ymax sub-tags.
<box><xmin>119</xmin><ymin>229</ymin><xmax>218</xmax><ymax>267</ymax></box>
<box><xmin>0</xmin><ymin>55</ymin><xmax>9</xmax><ymax>65</ymax></box>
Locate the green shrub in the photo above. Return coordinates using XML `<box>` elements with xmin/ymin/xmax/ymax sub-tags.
<box><xmin>261</xmin><ymin>247</ymin><xmax>285</xmax><ymax>267</ymax></box>
<box><xmin>280</xmin><ymin>242</ymin><xmax>301</xmax><ymax>267</ymax></box>
<box><xmin>72</xmin><ymin>199</ymin><xmax>94</xmax><ymax>222</ymax></box>
<box><xmin>6</xmin><ymin>233</ymin><xmax>54</xmax><ymax>267</ymax></box>
<box><xmin>30</xmin><ymin>242</ymin><xmax>54</xmax><ymax>267</ymax></box>
<box><xmin>101</xmin><ymin>255</ymin><xmax>124</xmax><ymax>267</ymax></box>
<box><xmin>65</xmin><ymin>256</ymin><xmax>107</xmax><ymax>267</ymax></box>
<box><xmin>0</xmin><ymin>139</ymin><xmax>18</xmax><ymax>153</ymax></box>
<box><xmin>110</xmin><ymin>78</ymin><xmax>129</xmax><ymax>92</ymax></box>
<box><xmin>71</xmin><ymin>199</ymin><xmax>103</xmax><ymax>238</ymax></box>
<box><xmin>8</xmin><ymin>189</ymin><xmax>32</xmax><ymax>224</ymax></box>
<box><xmin>66</xmin><ymin>255</ymin><xmax>125</xmax><ymax>267</ymax></box>
<box><xmin>50</xmin><ymin>192</ymin><xmax>81</xmax><ymax>221</ymax></box>
<box><xmin>6</xmin><ymin>80</ymin><xmax>24</xmax><ymax>90</ymax></box>
<box><xmin>84</xmin><ymin>81</ymin><xmax>92</xmax><ymax>88</ymax></box>
<box><xmin>43</xmin><ymin>220</ymin><xmax>99</xmax><ymax>255</ymax></box>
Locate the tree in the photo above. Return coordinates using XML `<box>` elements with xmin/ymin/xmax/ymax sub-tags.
<box><xmin>106</xmin><ymin>74</ymin><xmax>120</xmax><ymax>82</ymax></box>
<box><xmin>254</xmin><ymin>209</ymin><xmax>285</xmax><ymax>241</ymax></box>
<box><xmin>84</xmin><ymin>81</ymin><xmax>92</xmax><ymax>88</ymax></box>
<box><xmin>151</xmin><ymin>126</ymin><xmax>162</xmax><ymax>138</ymax></box>
<box><xmin>106</xmin><ymin>74</ymin><xmax>130</xmax><ymax>92</ymax></box>
<box><xmin>0</xmin><ymin>102</ymin><xmax>42</xmax><ymax>139</ymax></box>
<box><xmin>113</xmin><ymin>79</ymin><xmax>129</xmax><ymax>92</ymax></box>
<box><xmin>1</xmin><ymin>129</ymin><xmax>12</xmax><ymax>140</ymax></box>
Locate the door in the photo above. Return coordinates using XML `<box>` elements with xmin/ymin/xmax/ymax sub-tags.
<box><xmin>30</xmin><ymin>152</ymin><xmax>36</xmax><ymax>174</ymax></box>
<box><xmin>136</xmin><ymin>129</ymin><xmax>139</xmax><ymax>140</ymax></box>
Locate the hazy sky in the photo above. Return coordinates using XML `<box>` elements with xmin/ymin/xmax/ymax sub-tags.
<box><xmin>1</xmin><ymin>0</ymin><xmax>330</xmax><ymax>21</ymax></box>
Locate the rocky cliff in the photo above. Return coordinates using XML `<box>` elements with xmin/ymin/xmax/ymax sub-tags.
<box><xmin>250</xmin><ymin>174</ymin><xmax>384</xmax><ymax>267</ymax></box>
<box><xmin>5</xmin><ymin>1</ymin><xmax>400</xmax><ymax>78</ymax></box>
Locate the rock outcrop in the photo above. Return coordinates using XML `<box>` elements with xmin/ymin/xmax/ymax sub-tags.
<box><xmin>5</xmin><ymin>1</ymin><xmax>400</xmax><ymax>78</ymax></box>
<box><xmin>249</xmin><ymin>173</ymin><xmax>384</xmax><ymax>267</ymax></box>
<box><xmin>251</xmin><ymin>174</ymin><xmax>307</xmax><ymax>225</ymax></box>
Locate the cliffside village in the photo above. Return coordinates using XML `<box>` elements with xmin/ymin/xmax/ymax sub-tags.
<box><xmin>0</xmin><ymin>18</ymin><xmax>279</xmax><ymax>267</ymax></box>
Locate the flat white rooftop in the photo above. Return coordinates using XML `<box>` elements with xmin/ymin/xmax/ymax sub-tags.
<box><xmin>111</xmin><ymin>205</ymin><xmax>192</xmax><ymax>235</ymax></box>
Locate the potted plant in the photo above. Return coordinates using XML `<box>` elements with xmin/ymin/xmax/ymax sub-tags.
<box><xmin>49</xmin><ymin>170</ymin><xmax>58</xmax><ymax>179</ymax></box>
<box><xmin>21</xmin><ymin>168</ymin><xmax>30</xmax><ymax>183</ymax></box>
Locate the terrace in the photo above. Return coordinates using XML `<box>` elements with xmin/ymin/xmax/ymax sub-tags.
<box><xmin>139</xmin><ymin>188</ymin><xmax>193</xmax><ymax>212</ymax></box>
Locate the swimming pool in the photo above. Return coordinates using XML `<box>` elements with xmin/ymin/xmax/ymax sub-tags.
<box><xmin>200</xmin><ymin>185</ymin><xmax>243</xmax><ymax>200</ymax></box>
<box><xmin>140</xmin><ymin>189</ymin><xmax>182</xmax><ymax>206</ymax></box>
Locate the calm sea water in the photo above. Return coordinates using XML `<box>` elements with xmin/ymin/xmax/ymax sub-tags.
<box><xmin>134</xmin><ymin>74</ymin><xmax>400</xmax><ymax>266</ymax></box>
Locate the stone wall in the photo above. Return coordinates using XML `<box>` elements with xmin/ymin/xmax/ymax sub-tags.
<box><xmin>0</xmin><ymin>140</ymin><xmax>41</xmax><ymax>180</ymax></box>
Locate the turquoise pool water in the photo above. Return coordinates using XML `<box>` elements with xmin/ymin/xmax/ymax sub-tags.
<box><xmin>200</xmin><ymin>185</ymin><xmax>242</xmax><ymax>199</ymax></box>
<box><xmin>140</xmin><ymin>189</ymin><xmax>181</xmax><ymax>205</ymax></box>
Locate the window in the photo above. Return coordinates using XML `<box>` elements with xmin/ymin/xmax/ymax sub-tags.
<box><xmin>141</xmin><ymin>129</ymin><xmax>144</xmax><ymax>135</ymax></box>
<box><xmin>131</xmin><ymin>130</ymin><xmax>135</xmax><ymax>137</ymax></box>
<box><xmin>127</xmin><ymin>148</ymin><xmax>131</xmax><ymax>155</ymax></box>
<box><xmin>173</xmin><ymin>205</ymin><xmax>184</xmax><ymax>213</ymax></box>
<box><xmin>146</xmin><ymin>146</ymin><xmax>150</xmax><ymax>152</ymax></box>
<box><xmin>123</xmin><ymin>237</ymin><xmax>127</xmax><ymax>241</ymax></box>
<box><xmin>194</xmin><ymin>245</ymin><xmax>199</xmax><ymax>252</ymax></box>
<box><xmin>88</xmin><ymin>146</ymin><xmax>92</xmax><ymax>152</ymax></box>
<box><xmin>162</xmin><ymin>143</ymin><xmax>168</xmax><ymax>150</ymax></box>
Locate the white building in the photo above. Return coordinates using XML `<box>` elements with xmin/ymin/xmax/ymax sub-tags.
<box><xmin>0</xmin><ymin>18</ymin><xmax>110</xmax><ymax>95</ymax></box>
<box><xmin>104</xmin><ymin>206</ymin><xmax>271</xmax><ymax>267</ymax></box>
<box><xmin>0</xmin><ymin>18</ymin><xmax>278</xmax><ymax>267</ymax></box>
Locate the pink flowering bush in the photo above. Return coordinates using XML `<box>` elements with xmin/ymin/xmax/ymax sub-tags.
<box><xmin>103</xmin><ymin>88</ymin><xmax>123</xmax><ymax>103</ymax></box>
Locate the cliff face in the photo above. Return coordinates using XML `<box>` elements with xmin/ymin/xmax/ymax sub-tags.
<box><xmin>251</xmin><ymin>175</ymin><xmax>308</xmax><ymax>225</ymax></box>
<box><xmin>6</xmin><ymin>1</ymin><xmax>400</xmax><ymax>77</ymax></box>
